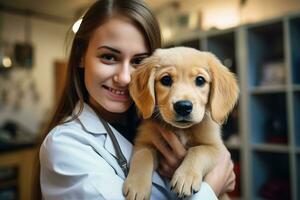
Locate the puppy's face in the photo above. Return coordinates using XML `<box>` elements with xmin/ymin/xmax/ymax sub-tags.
<box><xmin>129</xmin><ymin>47</ymin><xmax>239</xmax><ymax>128</ymax></box>
<box><xmin>153</xmin><ymin>50</ymin><xmax>211</xmax><ymax>128</ymax></box>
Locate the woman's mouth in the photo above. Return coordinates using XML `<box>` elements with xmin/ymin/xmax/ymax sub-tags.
<box><xmin>103</xmin><ymin>85</ymin><xmax>130</xmax><ymax>101</ymax></box>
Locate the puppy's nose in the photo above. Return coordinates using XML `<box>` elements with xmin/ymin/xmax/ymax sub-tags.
<box><xmin>174</xmin><ymin>100</ymin><xmax>193</xmax><ymax>117</ymax></box>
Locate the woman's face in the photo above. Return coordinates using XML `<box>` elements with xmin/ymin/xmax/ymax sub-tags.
<box><xmin>82</xmin><ymin>16</ymin><xmax>149</xmax><ymax>114</ymax></box>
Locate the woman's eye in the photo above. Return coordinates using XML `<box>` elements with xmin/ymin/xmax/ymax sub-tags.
<box><xmin>195</xmin><ymin>76</ymin><xmax>206</xmax><ymax>87</ymax></box>
<box><xmin>160</xmin><ymin>75</ymin><xmax>173</xmax><ymax>86</ymax></box>
<box><xmin>131</xmin><ymin>57</ymin><xmax>146</xmax><ymax>66</ymax></box>
<box><xmin>100</xmin><ymin>54</ymin><xmax>116</xmax><ymax>63</ymax></box>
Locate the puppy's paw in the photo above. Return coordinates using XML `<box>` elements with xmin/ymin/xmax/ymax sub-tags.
<box><xmin>123</xmin><ymin>176</ymin><xmax>152</xmax><ymax>200</ymax></box>
<box><xmin>170</xmin><ymin>167</ymin><xmax>202</xmax><ymax>198</ymax></box>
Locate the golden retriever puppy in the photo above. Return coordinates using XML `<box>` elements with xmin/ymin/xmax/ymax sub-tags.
<box><xmin>123</xmin><ymin>47</ymin><xmax>239</xmax><ymax>200</ymax></box>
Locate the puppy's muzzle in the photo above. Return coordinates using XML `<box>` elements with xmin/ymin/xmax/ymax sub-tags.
<box><xmin>174</xmin><ymin>100</ymin><xmax>193</xmax><ymax>117</ymax></box>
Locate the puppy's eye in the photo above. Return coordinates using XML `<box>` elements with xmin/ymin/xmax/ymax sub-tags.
<box><xmin>195</xmin><ymin>76</ymin><xmax>206</xmax><ymax>87</ymax></box>
<box><xmin>160</xmin><ymin>75</ymin><xmax>173</xmax><ymax>86</ymax></box>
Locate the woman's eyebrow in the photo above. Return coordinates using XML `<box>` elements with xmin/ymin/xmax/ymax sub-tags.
<box><xmin>134</xmin><ymin>53</ymin><xmax>150</xmax><ymax>57</ymax></box>
<box><xmin>97</xmin><ymin>46</ymin><xmax>121</xmax><ymax>54</ymax></box>
<box><xmin>98</xmin><ymin>46</ymin><xmax>149</xmax><ymax>57</ymax></box>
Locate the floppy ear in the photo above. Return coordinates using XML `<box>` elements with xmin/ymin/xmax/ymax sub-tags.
<box><xmin>206</xmin><ymin>52</ymin><xmax>239</xmax><ymax>124</ymax></box>
<box><xmin>129</xmin><ymin>58</ymin><xmax>157</xmax><ymax>119</ymax></box>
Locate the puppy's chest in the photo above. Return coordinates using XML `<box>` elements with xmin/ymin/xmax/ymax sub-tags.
<box><xmin>174</xmin><ymin>130</ymin><xmax>192</xmax><ymax>148</ymax></box>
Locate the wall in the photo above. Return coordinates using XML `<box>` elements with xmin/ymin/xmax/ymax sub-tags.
<box><xmin>182</xmin><ymin>0</ymin><xmax>300</xmax><ymax>29</ymax></box>
<box><xmin>0</xmin><ymin>12</ymin><xmax>69</xmax><ymax>134</ymax></box>
<box><xmin>159</xmin><ymin>0</ymin><xmax>300</xmax><ymax>42</ymax></box>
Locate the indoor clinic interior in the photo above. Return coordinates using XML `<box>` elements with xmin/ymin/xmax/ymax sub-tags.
<box><xmin>0</xmin><ymin>0</ymin><xmax>300</xmax><ymax>199</ymax></box>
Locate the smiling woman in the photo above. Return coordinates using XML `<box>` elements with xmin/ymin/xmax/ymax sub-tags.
<box><xmin>35</xmin><ymin>0</ymin><xmax>235</xmax><ymax>199</ymax></box>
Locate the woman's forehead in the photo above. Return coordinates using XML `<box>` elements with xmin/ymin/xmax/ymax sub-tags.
<box><xmin>88</xmin><ymin>17</ymin><xmax>149</xmax><ymax>54</ymax></box>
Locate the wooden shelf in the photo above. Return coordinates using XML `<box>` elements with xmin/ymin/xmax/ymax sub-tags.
<box><xmin>249</xmin><ymin>85</ymin><xmax>287</xmax><ymax>94</ymax></box>
<box><xmin>252</xmin><ymin>143</ymin><xmax>289</xmax><ymax>153</ymax></box>
<box><xmin>0</xmin><ymin>179</ymin><xmax>18</xmax><ymax>189</ymax></box>
<box><xmin>293</xmin><ymin>85</ymin><xmax>300</xmax><ymax>91</ymax></box>
<box><xmin>0</xmin><ymin>147</ymin><xmax>37</xmax><ymax>200</ymax></box>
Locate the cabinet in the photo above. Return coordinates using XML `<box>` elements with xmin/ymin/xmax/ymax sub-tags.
<box><xmin>0</xmin><ymin>147</ymin><xmax>37</xmax><ymax>200</ymax></box>
<box><xmin>164</xmin><ymin>14</ymin><xmax>300</xmax><ymax>200</ymax></box>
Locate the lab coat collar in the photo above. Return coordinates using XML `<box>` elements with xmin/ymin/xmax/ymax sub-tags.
<box><xmin>74</xmin><ymin>102</ymin><xmax>107</xmax><ymax>135</ymax></box>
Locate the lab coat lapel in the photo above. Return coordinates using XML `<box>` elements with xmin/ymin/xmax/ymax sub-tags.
<box><xmin>103</xmin><ymin>124</ymin><xmax>132</xmax><ymax>165</ymax></box>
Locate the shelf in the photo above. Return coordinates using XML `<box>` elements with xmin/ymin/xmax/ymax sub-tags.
<box><xmin>294</xmin><ymin>93</ymin><xmax>300</xmax><ymax>147</ymax></box>
<box><xmin>289</xmin><ymin>16</ymin><xmax>300</xmax><ymax>84</ymax></box>
<box><xmin>0</xmin><ymin>186</ymin><xmax>18</xmax><ymax>200</ymax></box>
<box><xmin>177</xmin><ymin>38</ymin><xmax>201</xmax><ymax>50</ymax></box>
<box><xmin>206</xmin><ymin>31</ymin><xmax>237</xmax><ymax>73</ymax></box>
<box><xmin>293</xmin><ymin>85</ymin><xmax>300</xmax><ymax>91</ymax></box>
<box><xmin>0</xmin><ymin>180</ymin><xmax>17</xmax><ymax>189</ymax></box>
<box><xmin>252</xmin><ymin>152</ymin><xmax>291</xmax><ymax>199</ymax></box>
<box><xmin>247</xmin><ymin>21</ymin><xmax>285</xmax><ymax>87</ymax></box>
<box><xmin>164</xmin><ymin>14</ymin><xmax>300</xmax><ymax>200</ymax></box>
<box><xmin>249</xmin><ymin>93</ymin><xmax>288</xmax><ymax>144</ymax></box>
<box><xmin>252</xmin><ymin>143</ymin><xmax>289</xmax><ymax>153</ymax></box>
<box><xmin>249</xmin><ymin>85</ymin><xmax>287</xmax><ymax>94</ymax></box>
<box><xmin>297</xmin><ymin>155</ymin><xmax>300</xmax><ymax>199</ymax></box>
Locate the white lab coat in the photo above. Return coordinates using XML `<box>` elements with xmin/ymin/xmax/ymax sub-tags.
<box><xmin>40</xmin><ymin>103</ymin><xmax>218</xmax><ymax>200</ymax></box>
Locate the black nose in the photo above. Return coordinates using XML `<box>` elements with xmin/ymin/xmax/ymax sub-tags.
<box><xmin>173</xmin><ymin>100</ymin><xmax>193</xmax><ymax>117</ymax></box>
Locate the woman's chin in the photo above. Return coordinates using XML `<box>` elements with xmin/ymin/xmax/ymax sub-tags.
<box><xmin>105</xmin><ymin>101</ymin><xmax>132</xmax><ymax>113</ymax></box>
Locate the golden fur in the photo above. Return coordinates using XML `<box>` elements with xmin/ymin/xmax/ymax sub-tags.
<box><xmin>123</xmin><ymin>47</ymin><xmax>239</xmax><ymax>200</ymax></box>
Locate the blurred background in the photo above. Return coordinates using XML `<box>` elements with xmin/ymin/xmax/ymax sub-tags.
<box><xmin>0</xmin><ymin>0</ymin><xmax>299</xmax><ymax>199</ymax></box>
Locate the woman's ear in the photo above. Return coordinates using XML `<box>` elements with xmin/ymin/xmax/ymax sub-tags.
<box><xmin>206</xmin><ymin>52</ymin><xmax>239</xmax><ymax>124</ymax></box>
<box><xmin>129</xmin><ymin>57</ymin><xmax>157</xmax><ymax>119</ymax></box>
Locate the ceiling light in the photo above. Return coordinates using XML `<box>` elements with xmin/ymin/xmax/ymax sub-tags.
<box><xmin>2</xmin><ymin>56</ymin><xmax>12</xmax><ymax>68</ymax></box>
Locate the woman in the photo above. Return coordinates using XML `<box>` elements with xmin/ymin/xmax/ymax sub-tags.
<box><xmin>38</xmin><ymin>0</ymin><xmax>235</xmax><ymax>199</ymax></box>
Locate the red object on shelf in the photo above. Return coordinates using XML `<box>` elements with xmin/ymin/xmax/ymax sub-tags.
<box><xmin>259</xmin><ymin>178</ymin><xmax>290</xmax><ymax>200</ymax></box>
<box><xmin>266</xmin><ymin>135</ymin><xmax>288</xmax><ymax>144</ymax></box>
<box><xmin>228</xmin><ymin>162</ymin><xmax>241</xmax><ymax>197</ymax></box>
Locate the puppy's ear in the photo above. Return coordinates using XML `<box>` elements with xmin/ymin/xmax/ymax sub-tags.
<box><xmin>129</xmin><ymin>57</ymin><xmax>157</xmax><ymax>119</ymax></box>
<box><xmin>206</xmin><ymin>52</ymin><xmax>239</xmax><ymax>124</ymax></box>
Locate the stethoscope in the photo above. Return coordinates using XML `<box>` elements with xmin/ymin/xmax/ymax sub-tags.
<box><xmin>98</xmin><ymin>115</ymin><xmax>129</xmax><ymax>177</ymax></box>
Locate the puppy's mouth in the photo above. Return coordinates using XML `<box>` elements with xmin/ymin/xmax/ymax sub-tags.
<box><xmin>176</xmin><ymin>119</ymin><xmax>192</xmax><ymax>123</ymax></box>
<box><xmin>173</xmin><ymin>118</ymin><xmax>195</xmax><ymax>128</ymax></box>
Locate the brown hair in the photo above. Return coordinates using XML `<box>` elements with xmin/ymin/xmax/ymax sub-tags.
<box><xmin>33</xmin><ymin>0</ymin><xmax>161</xmax><ymax>198</ymax></box>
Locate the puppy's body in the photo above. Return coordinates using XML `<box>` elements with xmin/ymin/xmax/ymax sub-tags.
<box><xmin>123</xmin><ymin>47</ymin><xmax>239</xmax><ymax>200</ymax></box>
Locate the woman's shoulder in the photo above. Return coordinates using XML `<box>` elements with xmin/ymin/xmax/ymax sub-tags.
<box><xmin>45</xmin><ymin>118</ymin><xmax>83</xmax><ymax>141</ymax></box>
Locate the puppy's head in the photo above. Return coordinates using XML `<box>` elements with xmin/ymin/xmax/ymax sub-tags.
<box><xmin>129</xmin><ymin>47</ymin><xmax>239</xmax><ymax>128</ymax></box>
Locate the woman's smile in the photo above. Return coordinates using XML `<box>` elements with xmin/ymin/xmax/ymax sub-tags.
<box><xmin>102</xmin><ymin>85</ymin><xmax>130</xmax><ymax>101</ymax></box>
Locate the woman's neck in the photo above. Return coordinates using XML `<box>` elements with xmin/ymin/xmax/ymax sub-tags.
<box><xmin>88</xmin><ymin>99</ymin><xmax>127</xmax><ymax>125</ymax></box>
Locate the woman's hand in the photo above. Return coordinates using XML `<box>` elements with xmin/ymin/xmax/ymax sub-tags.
<box><xmin>150</xmin><ymin>126</ymin><xmax>186</xmax><ymax>179</ymax></box>
<box><xmin>204</xmin><ymin>144</ymin><xmax>236</xmax><ymax>197</ymax></box>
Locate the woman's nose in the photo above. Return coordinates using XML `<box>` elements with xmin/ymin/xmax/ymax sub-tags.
<box><xmin>113</xmin><ymin>62</ymin><xmax>131</xmax><ymax>86</ymax></box>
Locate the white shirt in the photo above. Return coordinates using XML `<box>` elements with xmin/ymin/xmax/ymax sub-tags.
<box><xmin>40</xmin><ymin>103</ymin><xmax>218</xmax><ymax>200</ymax></box>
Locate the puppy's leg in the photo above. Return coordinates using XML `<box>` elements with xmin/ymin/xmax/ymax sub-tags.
<box><xmin>123</xmin><ymin>146</ymin><xmax>157</xmax><ymax>200</ymax></box>
<box><xmin>170</xmin><ymin>145</ymin><xmax>219</xmax><ymax>198</ymax></box>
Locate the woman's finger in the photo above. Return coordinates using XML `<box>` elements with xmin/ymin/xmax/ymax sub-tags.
<box><xmin>157</xmin><ymin>126</ymin><xmax>186</xmax><ymax>159</ymax></box>
<box><xmin>157</xmin><ymin>159</ymin><xmax>175</xmax><ymax>179</ymax></box>
<box><xmin>151</xmin><ymin>134</ymin><xmax>178</xmax><ymax>168</ymax></box>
